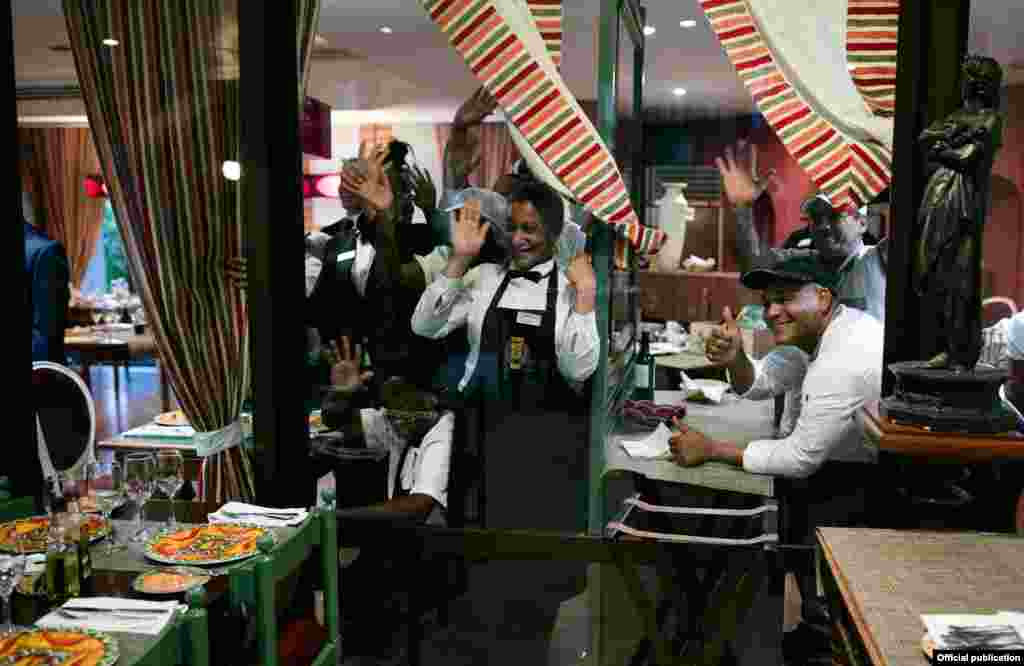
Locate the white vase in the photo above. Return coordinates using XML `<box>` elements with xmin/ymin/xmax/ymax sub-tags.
<box><xmin>654</xmin><ymin>183</ymin><xmax>691</xmax><ymax>272</ymax></box>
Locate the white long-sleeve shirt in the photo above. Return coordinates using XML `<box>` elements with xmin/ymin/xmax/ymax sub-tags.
<box><xmin>361</xmin><ymin>408</ymin><xmax>454</xmax><ymax>511</ymax></box>
<box><xmin>411</xmin><ymin>258</ymin><xmax>600</xmax><ymax>392</ymax></box>
<box><xmin>740</xmin><ymin>305</ymin><xmax>883</xmax><ymax>478</ymax></box>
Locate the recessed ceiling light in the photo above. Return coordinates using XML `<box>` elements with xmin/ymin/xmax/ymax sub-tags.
<box><xmin>102</xmin><ymin>38</ymin><xmax>119</xmax><ymax>46</ymax></box>
<box><xmin>680</xmin><ymin>19</ymin><xmax>697</xmax><ymax>28</ymax></box>
<box><xmin>379</xmin><ymin>26</ymin><xmax>393</xmax><ymax>34</ymax></box>
<box><xmin>643</xmin><ymin>25</ymin><xmax>656</xmax><ymax>36</ymax></box>
<box><xmin>672</xmin><ymin>87</ymin><xmax>687</xmax><ymax>96</ymax></box>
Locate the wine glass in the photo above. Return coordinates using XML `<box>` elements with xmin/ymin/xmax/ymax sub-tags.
<box><xmin>154</xmin><ymin>451</ymin><xmax>185</xmax><ymax>529</ymax></box>
<box><xmin>0</xmin><ymin>555</ymin><xmax>25</xmax><ymax>634</ymax></box>
<box><xmin>86</xmin><ymin>461</ymin><xmax>124</xmax><ymax>555</ymax></box>
<box><xmin>124</xmin><ymin>453</ymin><xmax>155</xmax><ymax>541</ymax></box>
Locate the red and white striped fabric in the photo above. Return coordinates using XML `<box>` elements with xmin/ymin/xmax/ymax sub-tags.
<box><xmin>422</xmin><ymin>0</ymin><xmax>665</xmax><ymax>257</ymax></box>
<box><xmin>527</xmin><ymin>0</ymin><xmax>562</xmax><ymax>69</ymax></box>
<box><xmin>846</xmin><ymin>0</ymin><xmax>899</xmax><ymax>118</ymax></box>
<box><xmin>701</xmin><ymin>0</ymin><xmax>895</xmax><ymax>209</ymax></box>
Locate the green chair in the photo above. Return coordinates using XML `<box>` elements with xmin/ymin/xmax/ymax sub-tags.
<box><xmin>229</xmin><ymin>508</ymin><xmax>339</xmax><ymax>666</ymax></box>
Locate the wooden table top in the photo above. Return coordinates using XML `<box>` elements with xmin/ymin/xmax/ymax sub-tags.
<box><xmin>857</xmin><ymin>401</ymin><xmax>1024</xmax><ymax>462</ymax></box>
<box><xmin>818</xmin><ymin>527</ymin><xmax>1024</xmax><ymax>666</ymax></box>
<box><xmin>65</xmin><ymin>328</ymin><xmax>158</xmax><ymax>356</ymax></box>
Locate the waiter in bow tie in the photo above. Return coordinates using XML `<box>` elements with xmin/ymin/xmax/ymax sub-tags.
<box><xmin>412</xmin><ymin>180</ymin><xmax>598</xmax><ymax>661</ymax></box>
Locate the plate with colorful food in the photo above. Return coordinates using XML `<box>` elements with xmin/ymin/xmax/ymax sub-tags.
<box><xmin>0</xmin><ymin>515</ymin><xmax>110</xmax><ymax>554</ymax></box>
<box><xmin>143</xmin><ymin>523</ymin><xmax>269</xmax><ymax>565</ymax></box>
<box><xmin>132</xmin><ymin>566</ymin><xmax>212</xmax><ymax>595</ymax></box>
<box><xmin>0</xmin><ymin>627</ymin><xmax>118</xmax><ymax>666</ymax></box>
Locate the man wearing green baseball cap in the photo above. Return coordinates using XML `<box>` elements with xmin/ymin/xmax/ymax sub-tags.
<box><xmin>672</xmin><ymin>254</ymin><xmax>882</xmax><ymax>477</ymax></box>
<box><xmin>673</xmin><ymin>253</ymin><xmax>883</xmax><ymax>662</ymax></box>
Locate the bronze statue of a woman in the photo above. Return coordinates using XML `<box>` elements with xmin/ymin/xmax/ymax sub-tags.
<box><xmin>915</xmin><ymin>55</ymin><xmax>1003</xmax><ymax>371</ymax></box>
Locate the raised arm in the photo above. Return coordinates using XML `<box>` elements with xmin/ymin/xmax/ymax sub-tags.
<box><xmin>443</xmin><ymin>87</ymin><xmax>498</xmax><ymax>192</ymax></box>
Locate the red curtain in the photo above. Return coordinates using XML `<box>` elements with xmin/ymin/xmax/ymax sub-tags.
<box><xmin>19</xmin><ymin>127</ymin><xmax>105</xmax><ymax>288</ymax></box>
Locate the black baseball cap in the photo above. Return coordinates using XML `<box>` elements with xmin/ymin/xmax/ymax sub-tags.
<box><xmin>740</xmin><ymin>255</ymin><xmax>840</xmax><ymax>292</ymax></box>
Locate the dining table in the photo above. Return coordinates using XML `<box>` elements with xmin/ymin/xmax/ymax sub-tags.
<box><xmin>64</xmin><ymin>326</ymin><xmax>173</xmax><ymax>413</ymax></box>
<box><xmin>817</xmin><ymin>526</ymin><xmax>1024</xmax><ymax>666</ymax></box>
<box><xmin>10</xmin><ymin>503</ymin><xmax>308</xmax><ymax>665</ymax></box>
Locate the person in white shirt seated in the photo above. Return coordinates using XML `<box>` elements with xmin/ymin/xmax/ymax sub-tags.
<box><xmin>322</xmin><ymin>337</ymin><xmax>454</xmax><ymax>662</ymax></box>
<box><xmin>673</xmin><ymin>254</ymin><xmax>883</xmax><ymax>663</ymax></box>
<box><xmin>675</xmin><ymin>255</ymin><xmax>883</xmax><ymax>478</ymax></box>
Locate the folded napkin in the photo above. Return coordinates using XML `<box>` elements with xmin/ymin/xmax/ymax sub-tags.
<box><xmin>122</xmin><ymin>422</ymin><xmax>197</xmax><ymax>440</ymax></box>
<box><xmin>680</xmin><ymin>372</ymin><xmax>731</xmax><ymax>404</ymax></box>
<box><xmin>36</xmin><ymin>597</ymin><xmax>182</xmax><ymax>636</ymax></box>
<box><xmin>209</xmin><ymin>501</ymin><xmax>309</xmax><ymax>527</ymax></box>
<box><xmin>620</xmin><ymin>423</ymin><xmax>673</xmax><ymax>459</ymax></box>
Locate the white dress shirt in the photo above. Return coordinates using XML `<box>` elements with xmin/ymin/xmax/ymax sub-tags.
<box><xmin>411</xmin><ymin>258</ymin><xmax>600</xmax><ymax>392</ymax></box>
<box><xmin>352</xmin><ymin>230</ymin><xmax>376</xmax><ymax>299</ymax></box>
<box><xmin>360</xmin><ymin>408</ymin><xmax>454</xmax><ymax>511</ymax></box>
<box><xmin>741</xmin><ymin>305</ymin><xmax>883</xmax><ymax>478</ymax></box>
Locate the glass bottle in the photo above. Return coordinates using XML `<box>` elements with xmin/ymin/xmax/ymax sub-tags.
<box><xmin>633</xmin><ymin>332</ymin><xmax>655</xmax><ymax>401</ymax></box>
<box><xmin>73</xmin><ymin>514</ymin><xmax>93</xmax><ymax>595</ymax></box>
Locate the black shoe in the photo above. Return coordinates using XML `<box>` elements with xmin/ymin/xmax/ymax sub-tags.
<box><xmin>782</xmin><ymin>621</ymin><xmax>832</xmax><ymax>665</ymax></box>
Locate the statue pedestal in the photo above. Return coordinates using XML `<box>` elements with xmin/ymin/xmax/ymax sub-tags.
<box><xmin>881</xmin><ymin>362</ymin><xmax>1015</xmax><ymax>434</ymax></box>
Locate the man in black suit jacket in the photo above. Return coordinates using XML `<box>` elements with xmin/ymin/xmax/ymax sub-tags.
<box><xmin>308</xmin><ymin>151</ymin><xmax>446</xmax><ymax>389</ymax></box>
<box><xmin>25</xmin><ymin>221</ymin><xmax>70</xmax><ymax>363</ymax></box>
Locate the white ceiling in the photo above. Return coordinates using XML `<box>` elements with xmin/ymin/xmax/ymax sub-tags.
<box><xmin>13</xmin><ymin>0</ymin><xmax>1024</xmax><ymax>124</ymax></box>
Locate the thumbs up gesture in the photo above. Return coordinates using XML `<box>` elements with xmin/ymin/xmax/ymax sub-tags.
<box><xmin>705</xmin><ymin>306</ymin><xmax>743</xmax><ymax>365</ymax></box>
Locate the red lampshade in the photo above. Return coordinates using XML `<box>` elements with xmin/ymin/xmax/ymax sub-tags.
<box><xmin>304</xmin><ymin>174</ymin><xmax>341</xmax><ymax>198</ymax></box>
<box><xmin>83</xmin><ymin>175</ymin><xmax>109</xmax><ymax>198</ymax></box>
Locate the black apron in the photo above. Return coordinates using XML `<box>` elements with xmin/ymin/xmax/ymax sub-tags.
<box><xmin>447</xmin><ymin>266</ymin><xmax>590</xmax><ymax>664</ymax></box>
<box><xmin>472</xmin><ymin>266</ymin><xmax>589</xmax><ymax>531</ymax></box>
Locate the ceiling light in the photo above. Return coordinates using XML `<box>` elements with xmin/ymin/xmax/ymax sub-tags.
<box><xmin>102</xmin><ymin>38</ymin><xmax>119</xmax><ymax>47</ymax></box>
<box><xmin>680</xmin><ymin>19</ymin><xmax>697</xmax><ymax>28</ymax></box>
<box><xmin>643</xmin><ymin>25</ymin><xmax>656</xmax><ymax>36</ymax></box>
<box><xmin>379</xmin><ymin>26</ymin><xmax>393</xmax><ymax>34</ymax></box>
<box><xmin>672</xmin><ymin>87</ymin><xmax>687</xmax><ymax>96</ymax></box>
<box><xmin>222</xmin><ymin>161</ymin><xmax>241</xmax><ymax>181</ymax></box>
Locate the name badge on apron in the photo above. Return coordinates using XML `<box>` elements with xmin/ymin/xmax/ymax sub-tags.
<box><xmin>516</xmin><ymin>311</ymin><xmax>543</xmax><ymax>327</ymax></box>
<box><xmin>508</xmin><ymin>336</ymin><xmax>527</xmax><ymax>370</ymax></box>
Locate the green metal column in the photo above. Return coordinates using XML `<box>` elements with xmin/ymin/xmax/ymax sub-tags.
<box><xmin>588</xmin><ymin>0</ymin><xmax>620</xmax><ymax>536</ymax></box>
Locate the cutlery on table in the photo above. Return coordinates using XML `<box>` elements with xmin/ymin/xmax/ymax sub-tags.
<box><xmin>220</xmin><ymin>511</ymin><xmax>301</xmax><ymax>520</ymax></box>
<box><xmin>61</xmin><ymin>605</ymin><xmax>169</xmax><ymax>614</ymax></box>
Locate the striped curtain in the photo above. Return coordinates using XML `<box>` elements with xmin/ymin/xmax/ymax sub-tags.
<box><xmin>701</xmin><ymin>0</ymin><xmax>896</xmax><ymax>208</ymax></box>
<box><xmin>421</xmin><ymin>0</ymin><xmax>666</xmax><ymax>258</ymax></box>
<box><xmin>64</xmin><ymin>0</ymin><xmax>320</xmax><ymax>502</ymax></box>
<box><xmin>846</xmin><ymin>0</ymin><xmax>899</xmax><ymax>118</ymax></box>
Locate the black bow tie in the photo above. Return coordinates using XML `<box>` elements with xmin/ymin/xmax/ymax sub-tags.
<box><xmin>507</xmin><ymin>269</ymin><xmax>544</xmax><ymax>283</ymax></box>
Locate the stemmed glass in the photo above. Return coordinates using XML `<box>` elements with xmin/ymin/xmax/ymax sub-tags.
<box><xmin>86</xmin><ymin>461</ymin><xmax>124</xmax><ymax>555</ymax></box>
<box><xmin>124</xmin><ymin>453</ymin><xmax>155</xmax><ymax>542</ymax></box>
<box><xmin>0</xmin><ymin>555</ymin><xmax>25</xmax><ymax>634</ymax></box>
<box><xmin>154</xmin><ymin>452</ymin><xmax>185</xmax><ymax>529</ymax></box>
